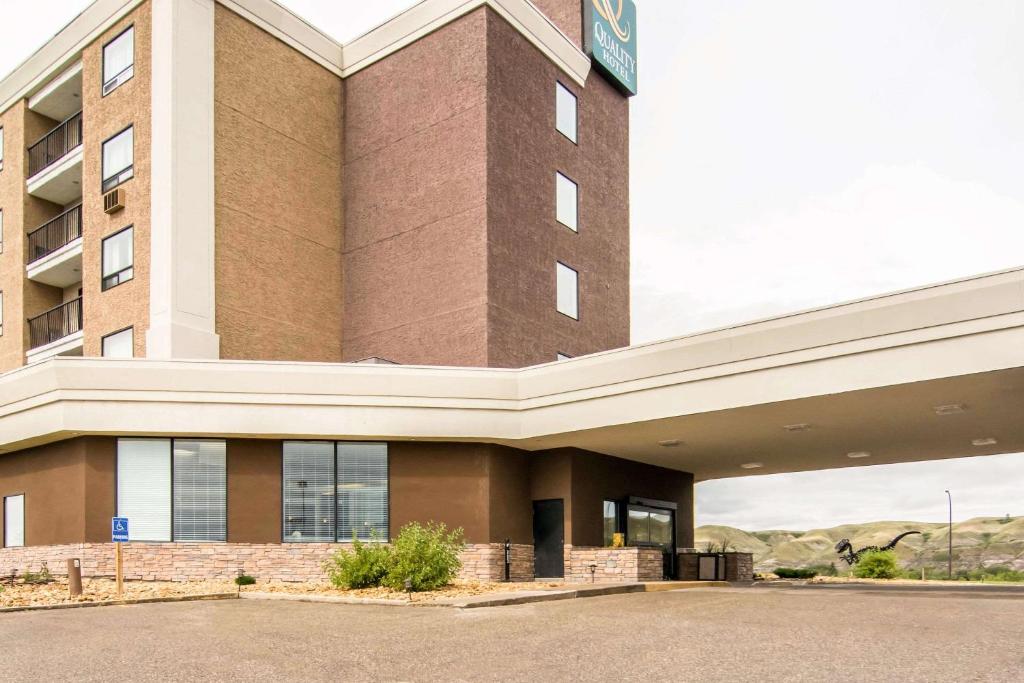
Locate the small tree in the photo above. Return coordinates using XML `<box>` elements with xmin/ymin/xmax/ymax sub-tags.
<box><xmin>384</xmin><ymin>522</ymin><xmax>465</xmax><ymax>592</ymax></box>
<box><xmin>853</xmin><ymin>550</ymin><xmax>899</xmax><ymax>579</ymax></box>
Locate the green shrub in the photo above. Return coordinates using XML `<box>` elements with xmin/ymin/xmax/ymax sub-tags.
<box><xmin>325</xmin><ymin>534</ymin><xmax>392</xmax><ymax>589</ymax></box>
<box><xmin>806</xmin><ymin>563</ymin><xmax>838</xmax><ymax>577</ymax></box>
<box><xmin>853</xmin><ymin>550</ymin><xmax>899</xmax><ymax>579</ymax></box>
<box><xmin>21</xmin><ymin>564</ymin><xmax>54</xmax><ymax>585</ymax></box>
<box><xmin>774</xmin><ymin>567</ymin><xmax>818</xmax><ymax>579</ymax></box>
<box><xmin>384</xmin><ymin>522</ymin><xmax>464</xmax><ymax>592</ymax></box>
<box><xmin>234</xmin><ymin>574</ymin><xmax>256</xmax><ymax>586</ymax></box>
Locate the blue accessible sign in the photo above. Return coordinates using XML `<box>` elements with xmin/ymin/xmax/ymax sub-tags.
<box><xmin>112</xmin><ymin>517</ymin><xmax>130</xmax><ymax>543</ymax></box>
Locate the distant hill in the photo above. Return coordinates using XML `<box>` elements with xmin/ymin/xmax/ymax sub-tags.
<box><xmin>695</xmin><ymin>516</ymin><xmax>1024</xmax><ymax>573</ymax></box>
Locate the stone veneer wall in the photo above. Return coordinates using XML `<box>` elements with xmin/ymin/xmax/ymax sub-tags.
<box><xmin>0</xmin><ymin>543</ymin><xmax>534</xmax><ymax>583</ymax></box>
<box><xmin>565</xmin><ymin>546</ymin><xmax>664</xmax><ymax>583</ymax></box>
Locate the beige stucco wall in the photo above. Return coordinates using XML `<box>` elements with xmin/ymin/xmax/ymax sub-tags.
<box><xmin>78</xmin><ymin>3</ymin><xmax>152</xmax><ymax>358</ymax></box>
<box><xmin>213</xmin><ymin>6</ymin><xmax>344</xmax><ymax>362</ymax></box>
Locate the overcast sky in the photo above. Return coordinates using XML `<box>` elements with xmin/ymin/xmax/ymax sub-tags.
<box><xmin>3</xmin><ymin>1</ymin><xmax>1022</xmax><ymax>530</ymax></box>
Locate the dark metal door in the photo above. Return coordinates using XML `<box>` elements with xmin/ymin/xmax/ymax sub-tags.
<box><xmin>533</xmin><ymin>499</ymin><xmax>564</xmax><ymax>578</ymax></box>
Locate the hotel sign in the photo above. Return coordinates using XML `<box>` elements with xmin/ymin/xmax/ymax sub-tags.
<box><xmin>584</xmin><ymin>0</ymin><xmax>638</xmax><ymax>97</ymax></box>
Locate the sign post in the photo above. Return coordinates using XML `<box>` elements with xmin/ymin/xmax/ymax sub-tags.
<box><xmin>112</xmin><ymin>517</ymin><xmax>129</xmax><ymax>597</ymax></box>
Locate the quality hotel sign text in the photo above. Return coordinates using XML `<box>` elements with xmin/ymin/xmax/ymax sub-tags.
<box><xmin>585</xmin><ymin>0</ymin><xmax>638</xmax><ymax>97</ymax></box>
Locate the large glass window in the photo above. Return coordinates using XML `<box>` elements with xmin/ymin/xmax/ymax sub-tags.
<box><xmin>102</xmin><ymin>327</ymin><xmax>134</xmax><ymax>358</ymax></box>
<box><xmin>4</xmin><ymin>494</ymin><xmax>24</xmax><ymax>548</ymax></box>
<box><xmin>556</xmin><ymin>262</ymin><xmax>579</xmax><ymax>319</ymax></box>
<box><xmin>102</xmin><ymin>227</ymin><xmax>133</xmax><ymax>290</ymax></box>
<box><xmin>117</xmin><ymin>439</ymin><xmax>172</xmax><ymax>542</ymax></box>
<box><xmin>117</xmin><ymin>438</ymin><xmax>227</xmax><ymax>542</ymax></box>
<box><xmin>103</xmin><ymin>26</ymin><xmax>134</xmax><ymax>94</ymax></box>
<box><xmin>284</xmin><ymin>441</ymin><xmax>389</xmax><ymax>542</ymax></box>
<box><xmin>283</xmin><ymin>441</ymin><xmax>335</xmax><ymax>542</ymax></box>
<box><xmin>102</xmin><ymin>127</ymin><xmax>134</xmax><ymax>192</ymax></box>
<box><xmin>173</xmin><ymin>440</ymin><xmax>227</xmax><ymax>542</ymax></box>
<box><xmin>556</xmin><ymin>172</ymin><xmax>578</xmax><ymax>231</ymax></box>
<box><xmin>555</xmin><ymin>82</ymin><xmax>578</xmax><ymax>143</ymax></box>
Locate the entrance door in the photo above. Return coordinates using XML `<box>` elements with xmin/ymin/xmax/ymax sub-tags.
<box><xmin>533</xmin><ymin>499</ymin><xmax>565</xmax><ymax>578</ymax></box>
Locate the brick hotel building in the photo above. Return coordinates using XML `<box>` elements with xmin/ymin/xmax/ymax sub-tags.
<box><xmin>0</xmin><ymin>0</ymin><xmax>694</xmax><ymax>583</ymax></box>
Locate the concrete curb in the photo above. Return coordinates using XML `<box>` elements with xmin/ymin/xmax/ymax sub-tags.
<box><xmin>0</xmin><ymin>592</ymin><xmax>238</xmax><ymax>614</ymax></box>
<box><xmin>240</xmin><ymin>592</ymin><xmax>409</xmax><ymax>607</ymax></box>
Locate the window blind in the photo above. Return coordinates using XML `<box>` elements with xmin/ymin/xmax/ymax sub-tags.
<box><xmin>117</xmin><ymin>439</ymin><xmax>171</xmax><ymax>542</ymax></box>
<box><xmin>4</xmin><ymin>495</ymin><xmax>24</xmax><ymax>548</ymax></box>
<box><xmin>283</xmin><ymin>442</ymin><xmax>335</xmax><ymax>542</ymax></box>
<box><xmin>103</xmin><ymin>27</ymin><xmax>134</xmax><ymax>84</ymax></box>
<box><xmin>103</xmin><ymin>128</ymin><xmax>133</xmax><ymax>180</ymax></box>
<box><xmin>337</xmin><ymin>443</ymin><xmax>389</xmax><ymax>541</ymax></box>
<box><xmin>173</xmin><ymin>440</ymin><xmax>226</xmax><ymax>542</ymax></box>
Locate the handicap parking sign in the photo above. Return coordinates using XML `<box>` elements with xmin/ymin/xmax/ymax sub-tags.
<box><xmin>112</xmin><ymin>517</ymin><xmax>129</xmax><ymax>543</ymax></box>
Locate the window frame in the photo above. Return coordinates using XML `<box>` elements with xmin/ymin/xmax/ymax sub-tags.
<box><xmin>3</xmin><ymin>493</ymin><xmax>25</xmax><ymax>548</ymax></box>
<box><xmin>556</xmin><ymin>261</ymin><xmax>580</xmax><ymax>320</ymax></box>
<box><xmin>555</xmin><ymin>81</ymin><xmax>579</xmax><ymax>144</ymax></box>
<box><xmin>101</xmin><ymin>125</ymin><xmax>134</xmax><ymax>193</ymax></box>
<box><xmin>102</xmin><ymin>326</ymin><xmax>134</xmax><ymax>358</ymax></box>
<box><xmin>101</xmin><ymin>225</ymin><xmax>134</xmax><ymax>290</ymax></box>
<box><xmin>115</xmin><ymin>437</ymin><xmax>228</xmax><ymax>543</ymax></box>
<box><xmin>602</xmin><ymin>499</ymin><xmax>621</xmax><ymax>547</ymax></box>
<box><xmin>102</xmin><ymin>25</ymin><xmax>135</xmax><ymax>96</ymax></box>
<box><xmin>282</xmin><ymin>441</ymin><xmax>390</xmax><ymax>543</ymax></box>
<box><xmin>555</xmin><ymin>171</ymin><xmax>579</xmax><ymax>232</ymax></box>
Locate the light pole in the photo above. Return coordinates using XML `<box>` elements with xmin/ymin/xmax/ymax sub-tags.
<box><xmin>945</xmin><ymin>490</ymin><xmax>953</xmax><ymax>580</ymax></box>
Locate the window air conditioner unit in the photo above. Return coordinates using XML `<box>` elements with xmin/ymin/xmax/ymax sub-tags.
<box><xmin>103</xmin><ymin>187</ymin><xmax>125</xmax><ymax>214</ymax></box>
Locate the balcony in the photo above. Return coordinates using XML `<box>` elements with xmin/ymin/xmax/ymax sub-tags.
<box><xmin>26</xmin><ymin>204</ymin><xmax>83</xmax><ymax>288</ymax></box>
<box><xmin>26</xmin><ymin>297</ymin><xmax>84</xmax><ymax>363</ymax></box>
<box><xmin>26</xmin><ymin>110</ymin><xmax>83</xmax><ymax>205</ymax></box>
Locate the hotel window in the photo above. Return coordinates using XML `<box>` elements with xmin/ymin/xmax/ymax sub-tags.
<box><xmin>102</xmin><ymin>26</ymin><xmax>134</xmax><ymax>95</ymax></box>
<box><xmin>603</xmin><ymin>500</ymin><xmax>620</xmax><ymax>547</ymax></box>
<box><xmin>0</xmin><ymin>291</ymin><xmax>4</xmax><ymax>336</ymax></box>
<box><xmin>4</xmin><ymin>494</ymin><xmax>24</xmax><ymax>548</ymax></box>
<box><xmin>283</xmin><ymin>441</ymin><xmax>389</xmax><ymax>542</ymax></box>
<box><xmin>116</xmin><ymin>438</ymin><xmax>227</xmax><ymax>542</ymax></box>
<box><xmin>556</xmin><ymin>262</ymin><xmax>579</xmax><ymax>319</ymax></box>
<box><xmin>102</xmin><ymin>327</ymin><xmax>134</xmax><ymax>358</ymax></box>
<box><xmin>102</xmin><ymin>226</ymin><xmax>133</xmax><ymax>290</ymax></box>
<box><xmin>556</xmin><ymin>82</ymin><xmax>578</xmax><ymax>143</ymax></box>
<box><xmin>0</xmin><ymin>126</ymin><xmax>4</xmax><ymax>171</ymax></box>
<box><xmin>556</xmin><ymin>352</ymin><xmax>572</xmax><ymax>361</ymax></box>
<box><xmin>556</xmin><ymin>172</ymin><xmax>578</xmax><ymax>231</ymax></box>
<box><xmin>0</xmin><ymin>208</ymin><xmax>3</xmax><ymax>253</ymax></box>
<box><xmin>102</xmin><ymin>126</ymin><xmax>134</xmax><ymax>192</ymax></box>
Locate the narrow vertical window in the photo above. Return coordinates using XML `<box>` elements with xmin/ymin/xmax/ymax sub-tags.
<box><xmin>102</xmin><ymin>127</ymin><xmax>134</xmax><ymax>192</ymax></box>
<box><xmin>0</xmin><ymin>126</ymin><xmax>4</xmax><ymax>171</ymax></box>
<box><xmin>173</xmin><ymin>440</ymin><xmax>227</xmax><ymax>542</ymax></box>
<box><xmin>102</xmin><ymin>227</ymin><xmax>134</xmax><ymax>290</ymax></box>
<box><xmin>556</xmin><ymin>262</ymin><xmax>579</xmax><ymax>319</ymax></box>
<box><xmin>103</xmin><ymin>26</ymin><xmax>135</xmax><ymax>95</ymax></box>
<box><xmin>0</xmin><ymin>208</ymin><xmax>4</xmax><ymax>253</ymax></box>
<box><xmin>117</xmin><ymin>439</ymin><xmax>172</xmax><ymax>542</ymax></box>
<box><xmin>555</xmin><ymin>82</ymin><xmax>578</xmax><ymax>143</ymax></box>
<box><xmin>603</xmin><ymin>500</ymin><xmax>620</xmax><ymax>546</ymax></box>
<box><xmin>4</xmin><ymin>494</ymin><xmax>24</xmax><ymax>548</ymax></box>
<box><xmin>102</xmin><ymin>327</ymin><xmax>134</xmax><ymax>358</ymax></box>
<box><xmin>283</xmin><ymin>442</ymin><xmax>336</xmax><ymax>542</ymax></box>
<box><xmin>556</xmin><ymin>172</ymin><xmax>578</xmax><ymax>231</ymax></box>
<box><xmin>0</xmin><ymin>290</ymin><xmax>4</xmax><ymax>336</ymax></box>
<box><xmin>337</xmin><ymin>443</ymin><xmax>389</xmax><ymax>541</ymax></box>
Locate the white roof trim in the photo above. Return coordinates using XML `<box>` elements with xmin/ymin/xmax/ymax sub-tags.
<box><xmin>0</xmin><ymin>0</ymin><xmax>590</xmax><ymax>117</ymax></box>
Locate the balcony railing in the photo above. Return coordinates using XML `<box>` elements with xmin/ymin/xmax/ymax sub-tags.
<box><xmin>28</xmin><ymin>297</ymin><xmax>82</xmax><ymax>350</ymax></box>
<box><xmin>27</xmin><ymin>204</ymin><xmax>83</xmax><ymax>264</ymax></box>
<box><xmin>27</xmin><ymin>110</ymin><xmax>83</xmax><ymax>178</ymax></box>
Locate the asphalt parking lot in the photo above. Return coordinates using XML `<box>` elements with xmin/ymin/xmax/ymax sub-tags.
<box><xmin>1</xmin><ymin>585</ymin><xmax>1022</xmax><ymax>682</ymax></box>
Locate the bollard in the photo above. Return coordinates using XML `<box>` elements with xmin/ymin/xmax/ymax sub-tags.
<box><xmin>68</xmin><ymin>558</ymin><xmax>83</xmax><ymax>596</ymax></box>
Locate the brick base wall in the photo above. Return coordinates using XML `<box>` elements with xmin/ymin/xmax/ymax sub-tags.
<box><xmin>565</xmin><ymin>546</ymin><xmax>664</xmax><ymax>583</ymax></box>
<box><xmin>0</xmin><ymin>542</ymin><xmax>534</xmax><ymax>583</ymax></box>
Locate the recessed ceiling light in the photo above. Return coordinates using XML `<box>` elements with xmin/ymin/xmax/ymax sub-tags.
<box><xmin>658</xmin><ymin>439</ymin><xmax>682</xmax><ymax>448</ymax></box>
<box><xmin>972</xmin><ymin>438</ymin><xmax>998</xmax><ymax>447</ymax></box>
<box><xmin>847</xmin><ymin>451</ymin><xmax>872</xmax><ymax>459</ymax></box>
<box><xmin>933</xmin><ymin>404</ymin><xmax>966</xmax><ymax>416</ymax></box>
<box><xmin>783</xmin><ymin>423</ymin><xmax>812</xmax><ymax>432</ymax></box>
<box><xmin>740</xmin><ymin>462</ymin><xmax>764</xmax><ymax>470</ymax></box>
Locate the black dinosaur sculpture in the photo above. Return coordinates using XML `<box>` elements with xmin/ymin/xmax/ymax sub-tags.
<box><xmin>835</xmin><ymin>531</ymin><xmax>922</xmax><ymax>566</ymax></box>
